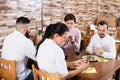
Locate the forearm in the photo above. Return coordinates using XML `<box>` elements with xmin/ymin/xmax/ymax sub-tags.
<box><xmin>72</xmin><ymin>42</ymin><xmax>80</xmax><ymax>50</ymax></box>
<box><xmin>102</xmin><ymin>51</ymin><xmax>116</xmax><ymax>59</ymax></box>
<box><xmin>86</xmin><ymin>46</ymin><xmax>93</xmax><ymax>54</ymax></box>
<box><xmin>102</xmin><ymin>41</ymin><xmax>116</xmax><ymax>59</ymax></box>
<box><xmin>65</xmin><ymin>59</ymin><xmax>89</xmax><ymax>79</ymax></box>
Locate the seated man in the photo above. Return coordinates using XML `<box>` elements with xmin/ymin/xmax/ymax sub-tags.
<box><xmin>2</xmin><ymin>16</ymin><xmax>36</xmax><ymax>80</ymax></box>
<box><xmin>86</xmin><ymin>20</ymin><xmax>116</xmax><ymax>59</ymax></box>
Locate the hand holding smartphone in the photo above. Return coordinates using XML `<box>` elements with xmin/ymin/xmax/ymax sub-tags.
<box><xmin>68</xmin><ymin>36</ymin><xmax>74</xmax><ymax>44</ymax></box>
<box><xmin>38</xmin><ymin>30</ymin><xmax>43</xmax><ymax>36</ymax></box>
<box><xmin>35</xmin><ymin>30</ymin><xmax>43</xmax><ymax>44</ymax></box>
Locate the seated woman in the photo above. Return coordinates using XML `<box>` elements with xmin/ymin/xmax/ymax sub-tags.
<box><xmin>36</xmin><ymin>22</ymin><xmax>89</xmax><ymax>79</ymax></box>
<box><xmin>61</xmin><ymin>13</ymin><xmax>81</xmax><ymax>55</ymax></box>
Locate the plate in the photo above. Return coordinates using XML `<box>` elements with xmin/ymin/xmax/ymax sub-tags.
<box><xmin>82</xmin><ymin>55</ymin><xmax>99</xmax><ymax>61</ymax></box>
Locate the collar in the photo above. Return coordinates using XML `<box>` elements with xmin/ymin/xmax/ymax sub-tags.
<box><xmin>13</xmin><ymin>30</ymin><xmax>25</xmax><ymax>38</ymax></box>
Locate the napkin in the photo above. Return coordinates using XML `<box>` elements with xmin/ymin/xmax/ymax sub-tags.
<box><xmin>97</xmin><ymin>58</ymin><xmax>109</xmax><ymax>62</ymax></box>
<box><xmin>82</xmin><ymin>67</ymin><xmax>97</xmax><ymax>73</ymax></box>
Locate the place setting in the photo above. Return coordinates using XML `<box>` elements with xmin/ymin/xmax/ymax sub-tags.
<box><xmin>81</xmin><ymin>54</ymin><xmax>109</xmax><ymax>62</ymax></box>
<box><xmin>68</xmin><ymin>54</ymin><xmax>110</xmax><ymax>74</ymax></box>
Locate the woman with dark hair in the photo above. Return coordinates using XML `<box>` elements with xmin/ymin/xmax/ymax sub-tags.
<box><xmin>62</xmin><ymin>13</ymin><xmax>81</xmax><ymax>56</ymax></box>
<box><xmin>36</xmin><ymin>23</ymin><xmax>89</xmax><ymax>79</ymax></box>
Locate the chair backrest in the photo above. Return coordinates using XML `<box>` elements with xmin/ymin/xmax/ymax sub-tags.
<box><xmin>32</xmin><ymin>65</ymin><xmax>61</xmax><ymax>80</ymax></box>
<box><xmin>0</xmin><ymin>58</ymin><xmax>16</xmax><ymax>80</ymax></box>
<box><xmin>63</xmin><ymin>49</ymin><xmax>77</xmax><ymax>62</ymax></box>
<box><xmin>116</xmin><ymin>28</ymin><xmax>120</xmax><ymax>39</ymax></box>
<box><xmin>97</xmin><ymin>17</ymin><xmax>117</xmax><ymax>27</ymax></box>
<box><xmin>115</xmin><ymin>43</ymin><xmax>120</xmax><ymax>59</ymax></box>
<box><xmin>83</xmin><ymin>35</ymin><xmax>91</xmax><ymax>51</ymax></box>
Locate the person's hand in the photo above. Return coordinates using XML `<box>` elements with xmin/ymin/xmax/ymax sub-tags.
<box><xmin>73</xmin><ymin>59</ymin><xmax>88</xmax><ymax>66</ymax></box>
<box><xmin>73</xmin><ymin>59</ymin><xmax>83</xmax><ymax>66</ymax></box>
<box><xmin>78</xmin><ymin>61</ymin><xmax>89</xmax><ymax>71</ymax></box>
<box><xmin>97</xmin><ymin>49</ymin><xmax>103</xmax><ymax>55</ymax></box>
<box><xmin>93</xmin><ymin>46</ymin><xmax>103</xmax><ymax>55</ymax></box>
<box><xmin>73</xmin><ymin>59</ymin><xmax>89</xmax><ymax>73</ymax></box>
<box><xmin>93</xmin><ymin>46</ymin><xmax>97</xmax><ymax>54</ymax></box>
<box><xmin>67</xmin><ymin>36</ymin><xmax>75</xmax><ymax>44</ymax></box>
<box><xmin>34</xmin><ymin>34</ymin><xmax>43</xmax><ymax>45</ymax></box>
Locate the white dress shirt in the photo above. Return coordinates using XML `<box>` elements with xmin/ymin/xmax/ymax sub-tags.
<box><xmin>37</xmin><ymin>39</ymin><xmax>68</xmax><ymax>78</ymax></box>
<box><xmin>2</xmin><ymin>30</ymin><xmax>36</xmax><ymax>80</ymax></box>
<box><xmin>86</xmin><ymin>34</ymin><xmax>116</xmax><ymax>59</ymax></box>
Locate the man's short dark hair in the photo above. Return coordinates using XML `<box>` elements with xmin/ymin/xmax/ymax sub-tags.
<box><xmin>97</xmin><ymin>20</ymin><xmax>108</xmax><ymax>29</ymax></box>
<box><xmin>16</xmin><ymin>16</ymin><xmax>30</xmax><ymax>24</ymax></box>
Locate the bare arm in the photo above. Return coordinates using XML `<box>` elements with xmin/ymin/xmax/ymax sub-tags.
<box><xmin>64</xmin><ymin>62</ymin><xmax>89</xmax><ymax>79</ymax></box>
<box><xmin>66</xmin><ymin>59</ymin><xmax>84</xmax><ymax>67</ymax></box>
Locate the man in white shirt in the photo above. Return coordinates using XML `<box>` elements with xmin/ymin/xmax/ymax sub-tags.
<box><xmin>2</xmin><ymin>17</ymin><xmax>36</xmax><ymax>80</ymax></box>
<box><xmin>86</xmin><ymin>21</ymin><xmax>116</xmax><ymax>59</ymax></box>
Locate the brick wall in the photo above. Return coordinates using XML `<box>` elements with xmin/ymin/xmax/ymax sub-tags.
<box><xmin>0</xmin><ymin>0</ymin><xmax>120</xmax><ymax>53</ymax></box>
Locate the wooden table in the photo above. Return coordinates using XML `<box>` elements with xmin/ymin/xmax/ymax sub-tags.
<box><xmin>74</xmin><ymin>60</ymin><xmax>120</xmax><ymax>80</ymax></box>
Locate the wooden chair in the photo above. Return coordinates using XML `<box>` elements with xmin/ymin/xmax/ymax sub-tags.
<box><xmin>83</xmin><ymin>35</ymin><xmax>91</xmax><ymax>51</ymax></box>
<box><xmin>116</xmin><ymin>28</ymin><xmax>120</xmax><ymax>39</ymax></box>
<box><xmin>86</xmin><ymin>27</ymin><xmax>94</xmax><ymax>36</ymax></box>
<box><xmin>115</xmin><ymin>43</ymin><xmax>120</xmax><ymax>59</ymax></box>
<box><xmin>97</xmin><ymin>17</ymin><xmax>117</xmax><ymax>27</ymax></box>
<box><xmin>0</xmin><ymin>58</ymin><xmax>16</xmax><ymax>80</ymax></box>
<box><xmin>27</xmin><ymin>58</ymin><xmax>38</xmax><ymax>70</ymax></box>
<box><xmin>63</xmin><ymin>49</ymin><xmax>77</xmax><ymax>61</ymax></box>
<box><xmin>32</xmin><ymin>64</ymin><xmax>61</xmax><ymax>80</ymax></box>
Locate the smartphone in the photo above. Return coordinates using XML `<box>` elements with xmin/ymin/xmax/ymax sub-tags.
<box><xmin>69</xmin><ymin>36</ymin><xmax>73</xmax><ymax>40</ymax></box>
<box><xmin>37</xmin><ymin>30</ymin><xmax>43</xmax><ymax>35</ymax></box>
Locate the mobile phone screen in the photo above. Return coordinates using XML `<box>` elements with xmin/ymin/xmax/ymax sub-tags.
<box><xmin>38</xmin><ymin>30</ymin><xmax>43</xmax><ymax>35</ymax></box>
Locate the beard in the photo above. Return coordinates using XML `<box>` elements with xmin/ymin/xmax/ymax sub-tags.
<box><xmin>99</xmin><ymin>34</ymin><xmax>105</xmax><ymax>38</ymax></box>
<box><xmin>25</xmin><ymin>30</ymin><xmax>30</xmax><ymax>38</ymax></box>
